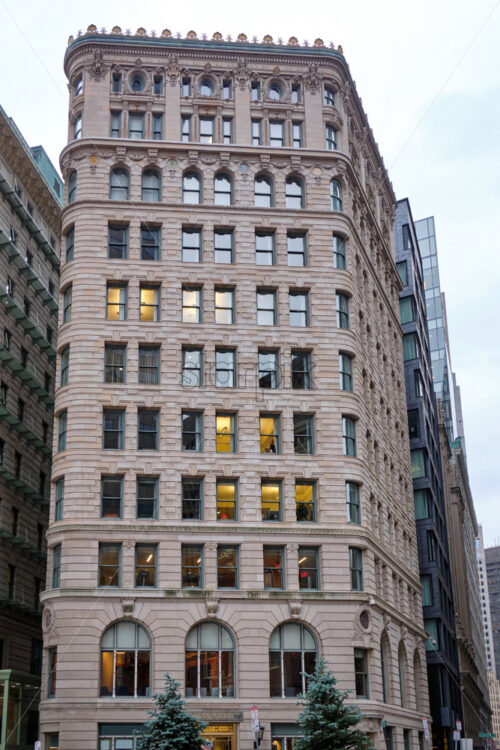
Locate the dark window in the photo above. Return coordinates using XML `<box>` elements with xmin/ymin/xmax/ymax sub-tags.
<box><xmin>65</xmin><ymin>226</ymin><xmax>74</xmax><ymax>262</ymax></box>
<box><xmin>54</xmin><ymin>478</ymin><xmax>64</xmax><ymax>521</ymax></box>
<box><xmin>101</xmin><ymin>476</ymin><xmax>123</xmax><ymax>518</ymax></box>
<box><xmin>152</xmin><ymin>113</ymin><xmax>163</xmax><ymax>140</ymax></box>
<box><xmin>354</xmin><ymin>648</ymin><xmax>369</xmax><ymax>697</ymax></box>
<box><xmin>104</xmin><ymin>344</ymin><xmax>126</xmax><ymax>383</ymax></box>
<box><xmin>293</xmin><ymin>414</ymin><xmax>314</xmax><ymax>454</ymax></box>
<box><xmin>408</xmin><ymin>409</ymin><xmax>420</xmax><ymax>439</ymax></box>
<box><xmin>346</xmin><ymin>482</ymin><xmax>361</xmax><ymax>524</ymax></box>
<box><xmin>108</xmin><ymin>224</ymin><xmax>128</xmax><ymax>258</ymax></box>
<box><xmin>182</xmin><ymin>477</ymin><xmax>203</xmax><ymax>520</ymax></box>
<box><xmin>137</xmin><ymin>409</ymin><xmax>159</xmax><ymax>450</ymax></box>
<box><xmin>103</xmin><ymin>409</ymin><xmax>124</xmax><ymax>449</ymax></box>
<box><xmin>138</xmin><ymin>346</ymin><xmax>160</xmax><ymax>385</ymax></box>
<box><xmin>141</xmin><ymin>226</ymin><xmax>161</xmax><ymax>260</ymax></box>
<box><xmin>291</xmin><ymin>350</ymin><xmax>312</xmax><ymax>389</ymax></box>
<box><xmin>141</xmin><ymin>170</ymin><xmax>161</xmax><ymax>202</ymax></box>
<box><xmin>350</xmin><ymin>548</ymin><xmax>364</xmax><ymax>590</ymax></box>
<box><xmin>137</xmin><ymin>477</ymin><xmax>158</xmax><ymax>519</ymax></box>
<box><xmin>182</xmin><ymin>411</ymin><xmax>203</xmax><ymax>451</ymax></box>
<box><xmin>269</xmin><ymin>623</ymin><xmax>316</xmax><ymax>699</ymax></box>
<box><xmin>339</xmin><ymin>353</ymin><xmax>353</xmax><ymax>391</ymax></box>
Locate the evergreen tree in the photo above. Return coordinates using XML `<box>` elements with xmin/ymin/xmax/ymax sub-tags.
<box><xmin>135</xmin><ymin>673</ymin><xmax>207</xmax><ymax>750</ymax></box>
<box><xmin>295</xmin><ymin>658</ymin><xmax>372</xmax><ymax>750</ymax></box>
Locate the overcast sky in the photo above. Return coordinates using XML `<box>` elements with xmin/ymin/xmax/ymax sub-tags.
<box><xmin>1</xmin><ymin>0</ymin><xmax>498</xmax><ymax>543</ymax></box>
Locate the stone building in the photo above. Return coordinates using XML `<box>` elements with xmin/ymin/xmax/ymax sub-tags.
<box><xmin>395</xmin><ymin>199</ymin><xmax>462</xmax><ymax>750</ymax></box>
<box><xmin>486</xmin><ymin>545</ymin><xmax>500</xmax><ymax>681</ymax></box>
<box><xmin>40</xmin><ymin>27</ymin><xmax>429</xmax><ymax>750</ymax></box>
<box><xmin>0</xmin><ymin>105</ymin><xmax>62</xmax><ymax>748</ymax></box>
<box><xmin>477</xmin><ymin>528</ymin><xmax>496</xmax><ymax>679</ymax></box>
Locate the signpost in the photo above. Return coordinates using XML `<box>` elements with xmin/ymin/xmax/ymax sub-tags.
<box><xmin>251</xmin><ymin>706</ymin><xmax>260</xmax><ymax>749</ymax></box>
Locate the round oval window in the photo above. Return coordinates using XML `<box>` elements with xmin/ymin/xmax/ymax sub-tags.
<box><xmin>130</xmin><ymin>74</ymin><xmax>145</xmax><ymax>92</ymax></box>
<box><xmin>199</xmin><ymin>78</ymin><xmax>214</xmax><ymax>96</ymax></box>
<box><xmin>268</xmin><ymin>83</ymin><xmax>283</xmax><ymax>101</ymax></box>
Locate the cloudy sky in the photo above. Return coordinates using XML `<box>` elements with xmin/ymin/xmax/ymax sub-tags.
<box><xmin>1</xmin><ymin>0</ymin><xmax>498</xmax><ymax>543</ymax></box>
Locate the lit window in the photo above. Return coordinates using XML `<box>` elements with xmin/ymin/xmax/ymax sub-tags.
<box><xmin>214</xmin><ymin>229</ymin><xmax>234</xmax><ymax>263</ymax></box>
<box><xmin>293</xmin><ymin>415</ymin><xmax>314</xmax><ymax>454</ymax></box>
<box><xmin>128</xmin><ymin>112</ymin><xmax>145</xmax><ymax>139</ymax></box>
<box><xmin>216</xmin><ymin>414</ymin><xmax>236</xmax><ymax>453</ymax></box>
<box><xmin>269</xmin><ymin>623</ymin><xmax>317</xmax><ymax>698</ymax></box>
<box><xmin>60</xmin><ymin>346</ymin><xmax>69</xmax><ymax>386</ymax></box>
<box><xmin>296</xmin><ymin>481</ymin><xmax>315</xmax><ymax>522</ymax></box>
<box><xmin>254</xmin><ymin>174</ymin><xmax>273</xmax><ymax>207</ymax></box>
<box><xmin>218</xmin><ymin>546</ymin><xmax>238</xmax><ymax>588</ymax></box>
<box><xmin>258</xmin><ymin>350</ymin><xmax>279</xmax><ymax>388</ymax></box>
<box><xmin>109</xmin><ymin>168</ymin><xmax>129</xmax><ymax>200</ymax></box>
<box><xmin>217</xmin><ymin>479</ymin><xmax>237</xmax><ymax>520</ymax></box>
<box><xmin>289</xmin><ymin>291</ymin><xmax>309</xmax><ymax>327</ymax></box>
<box><xmin>182</xmin><ymin>478</ymin><xmax>203</xmax><ymax>520</ymax></box>
<box><xmin>104</xmin><ymin>344</ymin><xmax>126</xmax><ymax>384</ymax></box>
<box><xmin>342</xmin><ymin>416</ymin><xmax>357</xmax><ymax>457</ymax></box>
<box><xmin>285</xmin><ymin>176</ymin><xmax>304</xmax><ymax>208</ymax></box>
<box><xmin>350</xmin><ymin>548</ymin><xmax>364</xmax><ymax>590</ymax></box>
<box><xmin>135</xmin><ymin>544</ymin><xmax>157</xmax><ymax>587</ymax></box>
<box><xmin>330</xmin><ymin>179</ymin><xmax>343</xmax><ymax>211</ymax></box>
<box><xmin>287</xmin><ymin>232</ymin><xmax>306</xmax><ymax>266</ymax></box>
<box><xmin>182</xmin><ymin>347</ymin><xmax>202</xmax><ymax>386</ymax></box>
<box><xmin>215</xmin><ymin>349</ymin><xmax>236</xmax><ymax>387</ymax></box>
<box><xmin>108</xmin><ymin>224</ymin><xmax>128</xmax><ymax>258</ymax></box>
<box><xmin>99</xmin><ymin>543</ymin><xmax>121</xmax><ymax>587</ymax></box>
<box><xmin>54</xmin><ymin>478</ymin><xmax>64</xmax><ymax>521</ymax></box>
<box><xmin>333</xmin><ymin>234</ymin><xmax>346</xmax><ymax>268</ymax></box>
<box><xmin>336</xmin><ymin>293</ymin><xmax>350</xmax><ymax>329</ymax></box>
<box><xmin>57</xmin><ymin>410</ymin><xmax>67</xmax><ymax>452</ymax></box>
<box><xmin>182</xmin><ymin>411</ymin><xmax>203</xmax><ymax>451</ymax></box>
<box><xmin>100</xmin><ymin>621</ymin><xmax>151</xmax><ymax>698</ymax></box>
<box><xmin>107</xmin><ymin>284</ymin><xmax>127</xmax><ymax>320</ymax></box>
<box><xmin>140</xmin><ymin>285</ymin><xmax>160</xmax><ymax>321</ymax></box>
<box><xmin>101</xmin><ymin>476</ymin><xmax>122</xmax><ymax>518</ymax></box>
<box><xmin>215</xmin><ymin>288</ymin><xmax>234</xmax><ymax>324</ymax></box>
<box><xmin>199</xmin><ymin>116</ymin><xmax>215</xmax><ymax>143</ymax></box>
<box><xmin>299</xmin><ymin>547</ymin><xmax>319</xmax><ymax>589</ymax></box>
<box><xmin>185</xmin><ymin>622</ymin><xmax>235</xmax><ymax>698</ymax></box>
<box><xmin>264</xmin><ymin>546</ymin><xmax>284</xmax><ymax>587</ymax></box>
<box><xmin>137</xmin><ymin>409</ymin><xmax>159</xmax><ymax>450</ymax></box>
<box><xmin>260</xmin><ymin>414</ymin><xmax>280</xmax><ymax>454</ymax></box>
<box><xmin>138</xmin><ymin>346</ymin><xmax>160</xmax><ymax>385</ymax></box>
<box><xmin>183</xmin><ymin>172</ymin><xmax>201</xmax><ymax>204</ymax></box>
<box><xmin>141</xmin><ymin>169</ymin><xmax>161</xmax><ymax>202</ymax></box>
<box><xmin>261</xmin><ymin>481</ymin><xmax>281</xmax><ymax>521</ymax></box>
<box><xmin>256</xmin><ymin>231</ymin><xmax>275</xmax><ymax>265</ymax></box>
<box><xmin>269</xmin><ymin>120</ymin><xmax>284</xmax><ymax>147</ymax></box>
<box><xmin>182</xmin><ymin>228</ymin><xmax>202</xmax><ymax>262</ymax></box>
<box><xmin>182</xmin><ymin>286</ymin><xmax>202</xmax><ymax>323</ymax></box>
<box><xmin>214</xmin><ymin>173</ymin><xmax>233</xmax><ymax>205</ymax></box>
<box><xmin>354</xmin><ymin>648</ymin><xmax>369</xmax><ymax>697</ymax></box>
<box><xmin>102</xmin><ymin>408</ymin><xmax>124</xmax><ymax>449</ymax></box>
<box><xmin>326</xmin><ymin>124</ymin><xmax>337</xmax><ymax>150</ymax></box>
<box><xmin>182</xmin><ymin>545</ymin><xmax>203</xmax><ymax>588</ymax></box>
<box><xmin>257</xmin><ymin>290</ymin><xmax>277</xmax><ymax>325</ymax></box>
<box><xmin>346</xmin><ymin>482</ymin><xmax>361</xmax><ymax>524</ymax></box>
<box><xmin>339</xmin><ymin>352</ymin><xmax>353</xmax><ymax>391</ymax></box>
<box><xmin>137</xmin><ymin>477</ymin><xmax>158</xmax><ymax>518</ymax></box>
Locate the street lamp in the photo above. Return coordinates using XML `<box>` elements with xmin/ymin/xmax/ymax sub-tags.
<box><xmin>254</xmin><ymin>725</ymin><xmax>265</xmax><ymax>749</ymax></box>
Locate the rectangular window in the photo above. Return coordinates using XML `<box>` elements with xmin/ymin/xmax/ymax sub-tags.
<box><xmin>137</xmin><ymin>477</ymin><xmax>158</xmax><ymax>519</ymax></box>
<box><xmin>336</xmin><ymin>293</ymin><xmax>350</xmax><ymax>329</ymax></box>
<box><xmin>264</xmin><ymin>546</ymin><xmax>284</xmax><ymax>589</ymax></box>
<box><xmin>215</xmin><ymin>288</ymin><xmax>234</xmax><ymax>324</ymax></box>
<box><xmin>252</xmin><ymin>119</ymin><xmax>262</xmax><ymax>145</ymax></box>
<box><xmin>258</xmin><ymin>350</ymin><xmax>279</xmax><ymax>388</ymax></box>
<box><xmin>299</xmin><ymin>547</ymin><xmax>319</xmax><ymax>590</ymax></box>
<box><xmin>222</xmin><ymin>118</ymin><xmax>233</xmax><ymax>144</ymax></box>
<box><xmin>141</xmin><ymin>226</ymin><xmax>161</xmax><ymax>260</ymax></box>
<box><xmin>140</xmin><ymin>285</ymin><xmax>160</xmax><ymax>321</ymax></box>
<box><xmin>291</xmin><ymin>83</ymin><xmax>301</xmax><ymax>103</ymax></box>
<box><xmin>255</xmin><ymin>232</ymin><xmax>275</xmax><ymax>266</ymax></box>
<box><xmin>111</xmin><ymin>72</ymin><xmax>122</xmax><ymax>92</ymax></box>
<box><xmin>182</xmin><ymin>228</ymin><xmax>202</xmax><ymax>262</ymax></box>
<box><xmin>57</xmin><ymin>410</ymin><xmax>67</xmax><ymax>452</ymax></box>
<box><xmin>107</xmin><ymin>283</ymin><xmax>127</xmax><ymax>320</ymax></box>
<box><xmin>182</xmin><ymin>286</ymin><xmax>202</xmax><ymax>323</ymax></box>
<box><xmin>333</xmin><ymin>235</ymin><xmax>346</xmax><ymax>269</ymax></box>
<box><xmin>51</xmin><ymin>544</ymin><xmax>61</xmax><ymax>588</ymax></box>
<box><xmin>257</xmin><ymin>289</ymin><xmax>277</xmax><ymax>325</ymax></box>
<box><xmin>339</xmin><ymin>353</ymin><xmax>353</xmax><ymax>391</ymax></box>
<box><xmin>251</xmin><ymin>81</ymin><xmax>261</xmax><ymax>100</ymax></box>
<box><xmin>182</xmin><ymin>347</ymin><xmax>202</xmax><ymax>386</ymax></box>
<box><xmin>287</xmin><ymin>232</ymin><xmax>306</xmax><ymax>266</ymax></box>
<box><xmin>427</xmin><ymin>531</ymin><xmax>436</xmax><ymax>562</ymax></box>
<box><xmin>346</xmin><ymin>482</ymin><xmax>361</xmax><ymax>524</ymax></box>
<box><xmin>397</xmin><ymin>261</ymin><xmax>408</xmax><ymax>286</ymax></box>
<box><xmin>199</xmin><ymin>116</ymin><xmax>214</xmax><ymax>143</ymax></box>
<box><xmin>7</xmin><ymin>564</ymin><xmax>15</xmax><ymax>598</ymax></box>
<box><xmin>182</xmin><ymin>77</ymin><xmax>191</xmax><ymax>96</ymax></box>
<box><xmin>326</xmin><ymin>124</ymin><xmax>337</xmax><ymax>150</ymax></box>
<box><xmin>182</xmin><ymin>545</ymin><xmax>203</xmax><ymax>588</ymax></box>
<box><xmin>47</xmin><ymin>648</ymin><xmax>57</xmax><ymax>698</ymax></box>
<box><xmin>403</xmin><ymin>333</ymin><xmax>417</xmax><ymax>361</ymax></box>
<box><xmin>217</xmin><ymin>479</ymin><xmax>237</xmax><ymax>521</ymax></box>
<box><xmin>216</xmin><ymin>413</ymin><xmax>236</xmax><ymax>453</ymax></box>
<box><xmin>152</xmin><ymin>113</ymin><xmax>163</xmax><ymax>140</ymax></box>
<box><xmin>354</xmin><ymin>648</ymin><xmax>369</xmax><ymax>697</ymax></box>
<box><xmin>293</xmin><ymin>414</ymin><xmax>314</xmax><ymax>454</ymax></box>
<box><xmin>137</xmin><ymin>409</ymin><xmax>159</xmax><ymax>450</ymax></box>
<box><xmin>214</xmin><ymin>229</ymin><xmax>234</xmax><ymax>263</ymax></box>
<box><xmin>135</xmin><ymin>544</ymin><xmax>157</xmax><ymax>587</ymax></box>
<box><xmin>222</xmin><ymin>80</ymin><xmax>232</xmax><ymax>99</ymax></box>
<box><xmin>400</xmin><ymin>296</ymin><xmax>415</xmax><ymax>324</ymax></box>
<box><xmin>421</xmin><ymin>574</ymin><xmax>433</xmax><ymax>606</ymax></box>
<box><xmin>62</xmin><ymin>286</ymin><xmax>72</xmax><ymax>322</ymax></box>
<box><xmin>128</xmin><ymin>112</ymin><xmax>145</xmax><ymax>139</ymax></box>
<box><xmin>261</xmin><ymin>480</ymin><xmax>281</xmax><ymax>521</ymax></box>
<box><xmin>102</xmin><ymin>408</ymin><xmax>124</xmax><ymax>449</ymax></box>
<box><xmin>260</xmin><ymin>414</ymin><xmax>280</xmax><ymax>454</ymax></box>
<box><xmin>101</xmin><ymin>475</ymin><xmax>122</xmax><ymax>518</ymax></box>
<box><xmin>65</xmin><ymin>226</ymin><xmax>74</xmax><ymax>262</ymax></box>
<box><xmin>153</xmin><ymin>75</ymin><xmax>163</xmax><ymax>95</ymax></box>
<box><xmin>182</xmin><ymin>411</ymin><xmax>203</xmax><ymax>451</ymax></box>
<box><xmin>424</xmin><ymin>619</ymin><xmax>440</xmax><ymax>650</ymax></box>
<box><xmin>342</xmin><ymin>416</ymin><xmax>357</xmax><ymax>457</ymax></box>
<box><xmin>217</xmin><ymin>546</ymin><xmax>238</xmax><ymax>588</ymax></box>
<box><xmin>108</xmin><ymin>224</ymin><xmax>128</xmax><ymax>259</ymax></box>
<box><xmin>296</xmin><ymin>481</ymin><xmax>315</xmax><ymax>522</ymax></box>
<box><xmin>350</xmin><ymin>548</ymin><xmax>363</xmax><ymax>590</ymax></box>
<box><xmin>414</xmin><ymin>370</ymin><xmax>423</xmax><ymax>398</ymax></box>
<box><xmin>182</xmin><ymin>477</ymin><xmax>203</xmax><ymax>520</ymax></box>
<box><xmin>138</xmin><ymin>345</ymin><xmax>160</xmax><ymax>385</ymax></box>
<box><xmin>269</xmin><ymin>120</ymin><xmax>285</xmax><ymax>147</ymax></box>
<box><xmin>181</xmin><ymin>115</ymin><xmax>192</xmax><ymax>141</ymax></box>
<box><xmin>292</xmin><ymin>121</ymin><xmax>302</xmax><ymax>147</ymax></box>
<box><xmin>291</xmin><ymin>350</ymin><xmax>312</xmax><ymax>389</ymax></box>
<box><xmin>408</xmin><ymin>409</ymin><xmax>420</xmax><ymax>439</ymax></box>
<box><xmin>99</xmin><ymin>542</ymin><xmax>121</xmax><ymax>586</ymax></box>
<box><xmin>411</xmin><ymin>448</ymin><xmax>427</xmax><ymax>478</ymax></box>
<box><xmin>54</xmin><ymin>478</ymin><xmax>64</xmax><ymax>521</ymax></box>
<box><xmin>104</xmin><ymin>344</ymin><xmax>126</xmax><ymax>383</ymax></box>
<box><xmin>289</xmin><ymin>291</ymin><xmax>309</xmax><ymax>327</ymax></box>
<box><xmin>110</xmin><ymin>110</ymin><xmax>121</xmax><ymax>138</ymax></box>
<box><xmin>414</xmin><ymin>489</ymin><xmax>430</xmax><ymax>520</ymax></box>
<box><xmin>215</xmin><ymin>349</ymin><xmax>236</xmax><ymax>387</ymax></box>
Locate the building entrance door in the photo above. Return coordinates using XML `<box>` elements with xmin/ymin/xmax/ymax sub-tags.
<box><xmin>202</xmin><ymin>723</ymin><xmax>236</xmax><ymax>750</ymax></box>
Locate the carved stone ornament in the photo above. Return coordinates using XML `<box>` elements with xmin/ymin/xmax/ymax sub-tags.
<box><xmin>289</xmin><ymin>600</ymin><xmax>302</xmax><ymax>618</ymax></box>
<box><xmin>167</xmin><ymin>54</ymin><xmax>180</xmax><ymax>87</ymax></box>
<box><xmin>90</xmin><ymin>48</ymin><xmax>106</xmax><ymax>81</ymax></box>
<box><xmin>305</xmin><ymin>62</ymin><xmax>320</xmax><ymax>94</ymax></box>
<box><xmin>122</xmin><ymin>600</ymin><xmax>135</xmax><ymax>616</ymax></box>
<box><xmin>42</xmin><ymin>605</ymin><xmax>53</xmax><ymax>632</ymax></box>
<box><xmin>206</xmin><ymin>599</ymin><xmax>219</xmax><ymax>616</ymax></box>
<box><xmin>235</xmin><ymin>58</ymin><xmax>251</xmax><ymax>90</ymax></box>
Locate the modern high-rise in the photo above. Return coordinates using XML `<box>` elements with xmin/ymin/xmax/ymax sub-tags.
<box><xmin>0</xmin><ymin>106</ymin><xmax>62</xmax><ymax>749</ymax></box>
<box><xmin>40</xmin><ymin>27</ymin><xmax>430</xmax><ymax>750</ymax></box>
<box><xmin>486</xmin><ymin>546</ymin><xmax>500</xmax><ymax>682</ymax></box>
<box><xmin>477</xmin><ymin>528</ymin><xmax>496</xmax><ymax>678</ymax></box>
<box><xmin>395</xmin><ymin>199</ymin><xmax>462</xmax><ymax>750</ymax></box>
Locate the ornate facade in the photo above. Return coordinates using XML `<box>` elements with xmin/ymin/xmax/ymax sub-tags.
<box><xmin>40</xmin><ymin>28</ymin><xmax>429</xmax><ymax>750</ymax></box>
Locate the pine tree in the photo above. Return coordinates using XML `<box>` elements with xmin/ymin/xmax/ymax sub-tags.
<box><xmin>135</xmin><ymin>673</ymin><xmax>207</xmax><ymax>750</ymax></box>
<box><xmin>295</xmin><ymin>658</ymin><xmax>372</xmax><ymax>750</ymax></box>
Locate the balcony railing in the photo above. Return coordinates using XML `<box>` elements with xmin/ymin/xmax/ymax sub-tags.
<box><xmin>0</xmin><ymin>227</ymin><xmax>58</xmax><ymax>314</ymax></box>
<box><xmin>0</xmin><ymin>288</ymin><xmax>56</xmax><ymax>359</ymax></box>
<box><xmin>0</xmin><ymin>405</ymin><xmax>52</xmax><ymax>456</ymax></box>
<box><xmin>0</xmin><ymin>346</ymin><xmax>53</xmax><ymax>408</ymax></box>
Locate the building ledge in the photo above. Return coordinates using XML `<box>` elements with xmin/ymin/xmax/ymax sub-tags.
<box><xmin>0</xmin><ymin>290</ymin><xmax>56</xmax><ymax>359</ymax></box>
<box><xmin>0</xmin><ymin>464</ymin><xmax>49</xmax><ymax>509</ymax></box>
<box><xmin>0</xmin><ymin>527</ymin><xmax>46</xmax><ymax>561</ymax></box>
<box><xmin>0</xmin><ymin>228</ymin><xmax>58</xmax><ymax>313</ymax></box>
<box><xmin>0</xmin><ymin>404</ymin><xmax>52</xmax><ymax>456</ymax></box>
<box><xmin>0</xmin><ymin>346</ymin><xmax>54</xmax><ymax>407</ymax></box>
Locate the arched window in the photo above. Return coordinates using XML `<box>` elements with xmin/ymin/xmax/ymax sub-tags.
<box><xmin>185</xmin><ymin>622</ymin><xmax>235</xmax><ymax>698</ymax></box>
<box><xmin>269</xmin><ymin>622</ymin><xmax>316</xmax><ymax>698</ymax></box>
<box><xmin>254</xmin><ymin>175</ymin><xmax>273</xmax><ymax>208</ymax></box>
<box><xmin>285</xmin><ymin>176</ymin><xmax>304</xmax><ymax>209</ymax></box>
<box><xmin>413</xmin><ymin>650</ymin><xmax>422</xmax><ymax>711</ymax></box>
<box><xmin>398</xmin><ymin>642</ymin><xmax>407</xmax><ymax>707</ymax></box>
<box><xmin>214</xmin><ymin>173</ymin><xmax>233</xmax><ymax>206</ymax></box>
<box><xmin>100</xmin><ymin>621</ymin><xmax>151</xmax><ymax>697</ymax></box>
<box><xmin>183</xmin><ymin>171</ymin><xmax>202</xmax><ymax>204</ymax></box>
<box><xmin>142</xmin><ymin>169</ymin><xmax>161</xmax><ymax>202</ymax></box>
<box><xmin>73</xmin><ymin>115</ymin><xmax>82</xmax><ymax>140</ymax></box>
<box><xmin>67</xmin><ymin>171</ymin><xmax>77</xmax><ymax>204</ymax></box>
<box><xmin>380</xmin><ymin>633</ymin><xmax>391</xmax><ymax>703</ymax></box>
<box><xmin>330</xmin><ymin>179</ymin><xmax>343</xmax><ymax>211</ymax></box>
<box><xmin>109</xmin><ymin>168</ymin><xmax>130</xmax><ymax>200</ymax></box>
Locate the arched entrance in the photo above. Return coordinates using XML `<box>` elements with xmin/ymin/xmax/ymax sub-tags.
<box><xmin>202</xmin><ymin>723</ymin><xmax>237</xmax><ymax>750</ymax></box>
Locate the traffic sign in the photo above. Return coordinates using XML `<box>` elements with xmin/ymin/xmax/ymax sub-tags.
<box><xmin>453</xmin><ymin>731</ymin><xmax>461</xmax><ymax>742</ymax></box>
<box><xmin>251</xmin><ymin>705</ymin><xmax>259</xmax><ymax>733</ymax></box>
<box><xmin>422</xmin><ymin>718</ymin><xmax>430</xmax><ymax>741</ymax></box>
<box><xmin>456</xmin><ymin>721</ymin><xmax>462</xmax><ymax>732</ymax></box>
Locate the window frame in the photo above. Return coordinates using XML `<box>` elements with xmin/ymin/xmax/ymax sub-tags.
<box><xmin>101</xmin><ymin>475</ymin><xmax>123</xmax><ymax>518</ymax></box>
<box><xmin>136</xmin><ymin>476</ymin><xmax>159</xmax><ymax>519</ymax></box>
<box><xmin>261</xmin><ymin>480</ymin><xmax>282</xmax><ymax>522</ymax></box>
<box><xmin>137</xmin><ymin>408</ymin><xmax>159</xmax><ymax>451</ymax></box>
<box><xmin>182</xmin><ymin>411</ymin><xmax>203</xmax><ymax>452</ymax></box>
<box><xmin>182</xmin><ymin>477</ymin><xmax>203</xmax><ymax>520</ymax></box>
<box><xmin>99</xmin><ymin>542</ymin><xmax>121</xmax><ymax>587</ymax></box>
<box><xmin>216</xmin><ymin>413</ymin><xmax>237</xmax><ymax>454</ymax></box>
<box><xmin>291</xmin><ymin>350</ymin><xmax>312</xmax><ymax>389</ymax></box>
<box><xmin>182</xmin><ymin>544</ymin><xmax>204</xmax><ymax>588</ymax></box>
<box><xmin>138</xmin><ymin>345</ymin><xmax>160</xmax><ymax>385</ymax></box>
<box><xmin>108</xmin><ymin>223</ymin><xmax>129</xmax><ymax>259</ymax></box>
<box><xmin>104</xmin><ymin>344</ymin><xmax>126</xmax><ymax>384</ymax></box>
<box><xmin>215</xmin><ymin>348</ymin><xmax>236</xmax><ymax>388</ymax></box>
<box><xmin>185</xmin><ymin>621</ymin><xmax>235</xmax><ymax>698</ymax></box>
<box><xmin>182</xmin><ymin>347</ymin><xmax>203</xmax><ymax>387</ymax></box>
<box><xmin>214</xmin><ymin>229</ymin><xmax>234</xmax><ymax>264</ymax></box>
<box><xmin>263</xmin><ymin>546</ymin><xmax>285</xmax><ymax>589</ymax></box>
<box><xmin>258</xmin><ymin>349</ymin><xmax>279</xmax><ymax>388</ymax></box>
<box><xmin>289</xmin><ymin>290</ymin><xmax>309</xmax><ymax>327</ymax></box>
<box><xmin>102</xmin><ymin>408</ymin><xmax>125</xmax><ymax>450</ymax></box>
<box><xmin>182</xmin><ymin>227</ymin><xmax>202</xmax><ymax>262</ymax></box>
<box><xmin>182</xmin><ymin>286</ymin><xmax>202</xmax><ymax>323</ymax></box>
<box><xmin>214</xmin><ymin>287</ymin><xmax>235</xmax><ymax>324</ymax></box>
<box><xmin>269</xmin><ymin>623</ymin><xmax>317</xmax><ymax>699</ymax></box>
<box><xmin>141</xmin><ymin>169</ymin><xmax>161</xmax><ymax>202</ymax></box>
<box><xmin>293</xmin><ymin>414</ymin><xmax>314</xmax><ymax>455</ymax></box>
<box><xmin>106</xmin><ymin>283</ymin><xmax>128</xmax><ymax>320</ymax></box>
<box><xmin>216</xmin><ymin>478</ymin><xmax>238</xmax><ymax>521</ymax></box>
<box><xmin>354</xmin><ymin>648</ymin><xmax>369</xmax><ymax>698</ymax></box>
<box><xmin>135</xmin><ymin>543</ymin><xmax>157</xmax><ymax>588</ymax></box>
<box><xmin>217</xmin><ymin>545</ymin><xmax>239</xmax><ymax>589</ymax></box>
<box><xmin>349</xmin><ymin>547</ymin><xmax>364</xmax><ymax>591</ymax></box>
<box><xmin>339</xmin><ymin>352</ymin><xmax>353</xmax><ymax>391</ymax></box>
<box><xmin>54</xmin><ymin>478</ymin><xmax>64</xmax><ymax>521</ymax></box>
<box><xmin>346</xmin><ymin>482</ymin><xmax>361</xmax><ymax>524</ymax></box>
<box><xmin>60</xmin><ymin>345</ymin><xmax>70</xmax><ymax>386</ymax></box>
<box><xmin>336</xmin><ymin>292</ymin><xmax>350</xmax><ymax>329</ymax></box>
<box><xmin>342</xmin><ymin>416</ymin><xmax>357</xmax><ymax>457</ymax></box>
<box><xmin>257</xmin><ymin>289</ymin><xmax>277</xmax><ymax>326</ymax></box>
<box><xmin>298</xmin><ymin>547</ymin><xmax>319</xmax><ymax>590</ymax></box>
